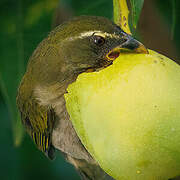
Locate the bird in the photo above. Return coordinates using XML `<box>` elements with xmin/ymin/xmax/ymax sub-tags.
<box><xmin>16</xmin><ymin>16</ymin><xmax>148</xmax><ymax>179</ymax></box>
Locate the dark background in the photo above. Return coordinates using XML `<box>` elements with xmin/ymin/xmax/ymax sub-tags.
<box><xmin>1</xmin><ymin>0</ymin><xmax>180</xmax><ymax>179</ymax></box>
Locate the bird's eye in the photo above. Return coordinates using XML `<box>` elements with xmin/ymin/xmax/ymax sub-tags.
<box><xmin>93</xmin><ymin>36</ymin><xmax>105</xmax><ymax>46</ymax></box>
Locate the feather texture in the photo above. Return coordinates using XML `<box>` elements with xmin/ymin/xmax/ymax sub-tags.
<box><xmin>17</xmin><ymin>89</ymin><xmax>55</xmax><ymax>159</ymax></box>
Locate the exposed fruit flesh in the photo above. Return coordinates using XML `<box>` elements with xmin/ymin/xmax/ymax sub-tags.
<box><xmin>65</xmin><ymin>50</ymin><xmax>180</xmax><ymax>180</ymax></box>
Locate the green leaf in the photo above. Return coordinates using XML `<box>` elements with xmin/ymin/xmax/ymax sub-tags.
<box><xmin>130</xmin><ymin>0</ymin><xmax>144</xmax><ymax>28</ymax></box>
<box><xmin>0</xmin><ymin>0</ymin><xmax>25</xmax><ymax>146</ymax></box>
<box><xmin>0</xmin><ymin>0</ymin><xmax>58</xmax><ymax>147</ymax></box>
<box><xmin>62</xmin><ymin>0</ymin><xmax>113</xmax><ymax>19</ymax></box>
<box><xmin>13</xmin><ymin>114</ymin><xmax>24</xmax><ymax>147</ymax></box>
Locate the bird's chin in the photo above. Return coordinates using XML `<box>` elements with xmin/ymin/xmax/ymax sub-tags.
<box><xmin>85</xmin><ymin>60</ymin><xmax>113</xmax><ymax>73</ymax></box>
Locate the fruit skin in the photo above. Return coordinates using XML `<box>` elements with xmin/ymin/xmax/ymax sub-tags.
<box><xmin>65</xmin><ymin>50</ymin><xmax>180</xmax><ymax>180</ymax></box>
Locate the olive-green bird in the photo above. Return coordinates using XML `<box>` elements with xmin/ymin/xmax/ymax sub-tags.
<box><xmin>17</xmin><ymin>16</ymin><xmax>147</xmax><ymax>179</ymax></box>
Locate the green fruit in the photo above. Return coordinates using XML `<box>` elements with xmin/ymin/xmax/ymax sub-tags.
<box><xmin>64</xmin><ymin>50</ymin><xmax>180</xmax><ymax>180</ymax></box>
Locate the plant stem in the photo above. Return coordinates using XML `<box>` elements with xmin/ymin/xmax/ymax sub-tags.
<box><xmin>113</xmin><ymin>0</ymin><xmax>132</xmax><ymax>34</ymax></box>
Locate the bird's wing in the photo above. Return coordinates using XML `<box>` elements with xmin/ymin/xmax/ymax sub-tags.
<box><xmin>17</xmin><ymin>96</ymin><xmax>55</xmax><ymax>159</ymax></box>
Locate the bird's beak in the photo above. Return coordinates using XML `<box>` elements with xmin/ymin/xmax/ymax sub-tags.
<box><xmin>106</xmin><ymin>34</ymin><xmax>148</xmax><ymax>61</ymax></box>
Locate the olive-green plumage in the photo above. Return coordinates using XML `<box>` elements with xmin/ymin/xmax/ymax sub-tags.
<box><xmin>16</xmin><ymin>16</ymin><xmax>147</xmax><ymax>176</ymax></box>
<box><xmin>17</xmin><ymin>70</ymin><xmax>55</xmax><ymax>158</ymax></box>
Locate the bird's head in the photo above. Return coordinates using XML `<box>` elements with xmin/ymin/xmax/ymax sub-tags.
<box><xmin>27</xmin><ymin>16</ymin><xmax>148</xmax><ymax>84</ymax></box>
<box><xmin>54</xmin><ymin>16</ymin><xmax>148</xmax><ymax>72</ymax></box>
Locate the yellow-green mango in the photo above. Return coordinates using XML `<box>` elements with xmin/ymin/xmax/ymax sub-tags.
<box><xmin>64</xmin><ymin>50</ymin><xmax>180</xmax><ymax>180</ymax></box>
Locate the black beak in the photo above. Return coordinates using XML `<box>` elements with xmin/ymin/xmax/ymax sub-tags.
<box><xmin>120</xmin><ymin>35</ymin><xmax>148</xmax><ymax>54</ymax></box>
<box><xmin>106</xmin><ymin>34</ymin><xmax>148</xmax><ymax>61</ymax></box>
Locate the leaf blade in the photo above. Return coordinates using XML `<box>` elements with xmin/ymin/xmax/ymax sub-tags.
<box><xmin>130</xmin><ymin>0</ymin><xmax>144</xmax><ymax>29</ymax></box>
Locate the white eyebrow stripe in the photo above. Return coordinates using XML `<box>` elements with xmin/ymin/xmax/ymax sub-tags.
<box><xmin>64</xmin><ymin>30</ymin><xmax>120</xmax><ymax>42</ymax></box>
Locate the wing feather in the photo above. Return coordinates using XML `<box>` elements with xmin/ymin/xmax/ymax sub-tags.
<box><xmin>17</xmin><ymin>96</ymin><xmax>55</xmax><ymax>159</ymax></box>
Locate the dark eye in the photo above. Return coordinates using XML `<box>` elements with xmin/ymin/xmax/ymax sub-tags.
<box><xmin>93</xmin><ymin>36</ymin><xmax>105</xmax><ymax>46</ymax></box>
